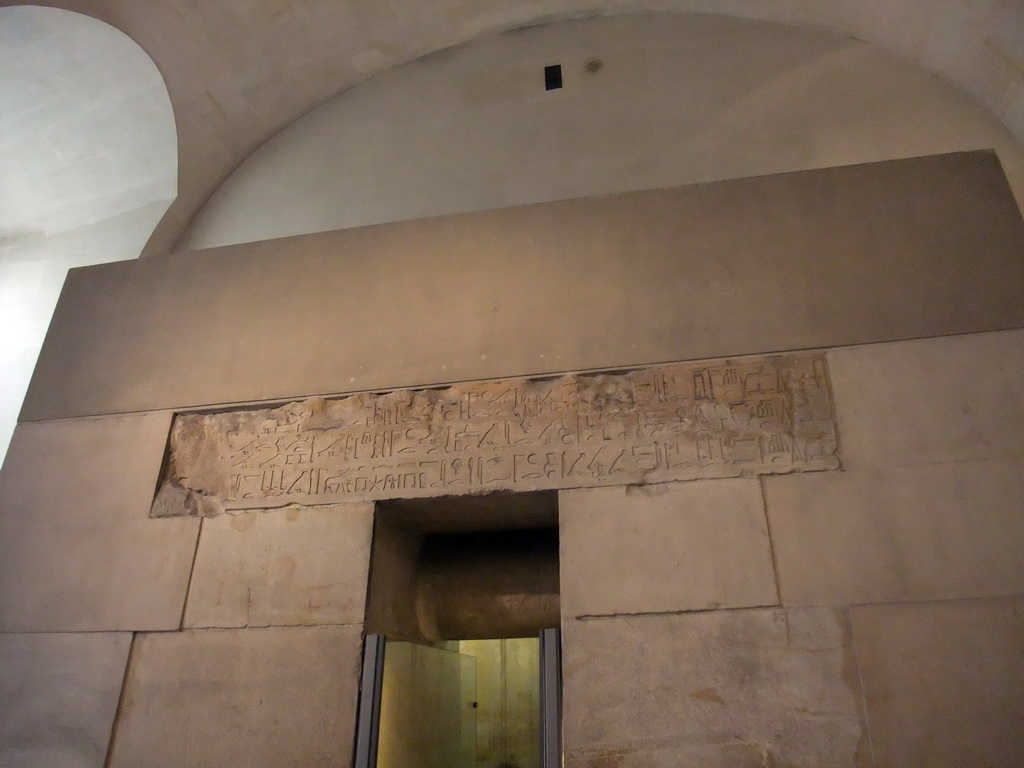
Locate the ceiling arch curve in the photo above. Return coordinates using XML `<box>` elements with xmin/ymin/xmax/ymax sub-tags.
<box><xmin>1</xmin><ymin>0</ymin><xmax>1021</xmax><ymax>255</ymax></box>
<box><xmin>0</xmin><ymin>4</ymin><xmax>176</xmax><ymax>243</ymax></box>
<box><xmin>0</xmin><ymin>4</ymin><xmax>176</xmax><ymax>463</ymax></box>
<box><xmin>177</xmin><ymin>13</ymin><xmax>1024</xmax><ymax>251</ymax></box>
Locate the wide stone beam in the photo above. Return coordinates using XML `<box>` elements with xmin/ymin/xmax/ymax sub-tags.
<box><xmin>22</xmin><ymin>151</ymin><xmax>1024</xmax><ymax>421</ymax></box>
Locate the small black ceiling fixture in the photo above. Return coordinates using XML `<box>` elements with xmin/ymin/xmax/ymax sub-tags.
<box><xmin>544</xmin><ymin>64</ymin><xmax>562</xmax><ymax>91</ymax></box>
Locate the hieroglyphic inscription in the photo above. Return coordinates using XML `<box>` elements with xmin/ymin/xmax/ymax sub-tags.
<box><xmin>152</xmin><ymin>354</ymin><xmax>838</xmax><ymax>516</ymax></box>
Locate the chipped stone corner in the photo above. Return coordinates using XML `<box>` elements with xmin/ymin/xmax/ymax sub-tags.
<box><xmin>150</xmin><ymin>482</ymin><xmax>224</xmax><ymax>519</ymax></box>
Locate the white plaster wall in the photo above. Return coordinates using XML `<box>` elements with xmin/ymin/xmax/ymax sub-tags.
<box><xmin>179</xmin><ymin>13</ymin><xmax>1024</xmax><ymax>250</ymax></box>
<box><xmin>0</xmin><ymin>7</ymin><xmax>177</xmax><ymax>467</ymax></box>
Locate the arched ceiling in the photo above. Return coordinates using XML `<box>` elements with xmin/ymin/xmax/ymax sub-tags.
<box><xmin>3</xmin><ymin>0</ymin><xmax>1023</xmax><ymax>257</ymax></box>
<box><xmin>177</xmin><ymin>14</ymin><xmax>1024</xmax><ymax>251</ymax></box>
<box><xmin>0</xmin><ymin>5</ymin><xmax>175</xmax><ymax>244</ymax></box>
<box><xmin>0</xmin><ymin>4</ymin><xmax>176</xmax><ymax>465</ymax></box>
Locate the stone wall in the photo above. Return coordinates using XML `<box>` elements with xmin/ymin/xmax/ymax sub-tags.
<box><xmin>3</xmin><ymin>329</ymin><xmax>1022</xmax><ymax>766</ymax></box>
<box><xmin>558</xmin><ymin>331</ymin><xmax>1024</xmax><ymax>765</ymax></box>
<box><xmin>2</xmin><ymin>161</ymin><xmax>1024</xmax><ymax>766</ymax></box>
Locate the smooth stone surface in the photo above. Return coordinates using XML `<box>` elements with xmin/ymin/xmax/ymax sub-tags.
<box><xmin>108</xmin><ymin>625</ymin><xmax>363</xmax><ymax>768</ymax></box>
<box><xmin>364</xmin><ymin>515</ymin><xmax>424</xmax><ymax>642</ymax></box>
<box><xmin>0</xmin><ymin>517</ymin><xmax>199</xmax><ymax>632</ymax></box>
<box><xmin>562</xmin><ymin>608</ymin><xmax>869</xmax><ymax>767</ymax></box>
<box><xmin>0</xmin><ymin>412</ymin><xmax>172</xmax><ymax>528</ymax></box>
<box><xmin>559</xmin><ymin>480</ymin><xmax>778</xmax><ymax>617</ymax></box>
<box><xmin>0</xmin><ymin>410</ymin><xmax>199</xmax><ymax>632</ymax></box>
<box><xmin>763</xmin><ymin>459</ymin><xmax>1024</xmax><ymax>606</ymax></box>
<box><xmin>22</xmin><ymin>153</ymin><xmax>1024</xmax><ymax>422</ymax></box>
<box><xmin>851</xmin><ymin>597</ymin><xmax>1024</xmax><ymax>767</ymax></box>
<box><xmin>184</xmin><ymin>503</ymin><xmax>373</xmax><ymax>628</ymax></box>
<box><xmin>0</xmin><ymin>632</ymin><xmax>131</xmax><ymax>768</ymax></box>
<box><xmin>0</xmin><ymin>409</ymin><xmax>198</xmax><ymax>630</ymax></box>
<box><xmin>827</xmin><ymin>329</ymin><xmax>1024</xmax><ymax>470</ymax></box>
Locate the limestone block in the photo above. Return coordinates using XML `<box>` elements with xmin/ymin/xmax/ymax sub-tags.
<box><xmin>1005</xmin><ymin>84</ymin><xmax>1024</xmax><ymax>141</ymax></box>
<box><xmin>155</xmin><ymin>354</ymin><xmax>837</xmax><ymax>514</ymax></box>
<box><xmin>851</xmin><ymin>597</ymin><xmax>1024</xmax><ymax>767</ymax></box>
<box><xmin>24</xmin><ymin>153</ymin><xmax>1024</xmax><ymax>423</ymax></box>
<box><xmin>0</xmin><ymin>412</ymin><xmax>172</xmax><ymax>527</ymax></box>
<box><xmin>184</xmin><ymin>503</ymin><xmax>373</xmax><ymax>628</ymax></box>
<box><xmin>562</xmin><ymin>608</ymin><xmax>869</xmax><ymax>767</ymax></box>
<box><xmin>0</xmin><ymin>632</ymin><xmax>131</xmax><ymax>768</ymax></box>
<box><xmin>559</xmin><ymin>480</ymin><xmax>777</xmax><ymax>617</ymax></box>
<box><xmin>0</xmin><ymin>411</ymin><xmax>200</xmax><ymax>631</ymax></box>
<box><xmin>0</xmin><ymin>516</ymin><xmax>199</xmax><ymax>632</ymax></box>
<box><xmin>763</xmin><ymin>459</ymin><xmax>1024</xmax><ymax>606</ymax></box>
<box><xmin>827</xmin><ymin>329</ymin><xmax>1024</xmax><ymax>470</ymax></box>
<box><xmin>107</xmin><ymin>625</ymin><xmax>363</xmax><ymax>768</ymax></box>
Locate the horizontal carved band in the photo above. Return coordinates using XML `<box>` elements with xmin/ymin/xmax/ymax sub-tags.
<box><xmin>152</xmin><ymin>354</ymin><xmax>839</xmax><ymax>517</ymax></box>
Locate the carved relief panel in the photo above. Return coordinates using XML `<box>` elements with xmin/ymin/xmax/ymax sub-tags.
<box><xmin>153</xmin><ymin>354</ymin><xmax>838</xmax><ymax>517</ymax></box>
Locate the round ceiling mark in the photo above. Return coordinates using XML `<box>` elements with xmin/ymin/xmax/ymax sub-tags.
<box><xmin>585</xmin><ymin>57</ymin><xmax>603</xmax><ymax>74</ymax></box>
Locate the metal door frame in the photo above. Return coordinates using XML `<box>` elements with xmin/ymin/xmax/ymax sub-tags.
<box><xmin>539</xmin><ymin>627</ymin><xmax>562</xmax><ymax>768</ymax></box>
<box><xmin>353</xmin><ymin>634</ymin><xmax>386</xmax><ymax>768</ymax></box>
<box><xmin>354</xmin><ymin>630</ymin><xmax>562</xmax><ymax>768</ymax></box>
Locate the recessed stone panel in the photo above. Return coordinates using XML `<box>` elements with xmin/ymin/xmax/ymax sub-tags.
<box><xmin>154</xmin><ymin>354</ymin><xmax>837</xmax><ymax>515</ymax></box>
<box><xmin>107</xmin><ymin>626</ymin><xmax>363</xmax><ymax>768</ymax></box>
<box><xmin>559</xmin><ymin>480</ymin><xmax>777</xmax><ymax>617</ymax></box>
<box><xmin>851</xmin><ymin>597</ymin><xmax>1024</xmax><ymax>767</ymax></box>
<box><xmin>562</xmin><ymin>608</ymin><xmax>869</xmax><ymax>767</ymax></box>
<box><xmin>0</xmin><ymin>632</ymin><xmax>131</xmax><ymax>768</ymax></box>
<box><xmin>763</xmin><ymin>459</ymin><xmax>1024</xmax><ymax>606</ymax></box>
<box><xmin>184</xmin><ymin>503</ymin><xmax>374</xmax><ymax>628</ymax></box>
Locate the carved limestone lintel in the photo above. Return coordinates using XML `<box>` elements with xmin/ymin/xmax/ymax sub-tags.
<box><xmin>152</xmin><ymin>353</ymin><xmax>839</xmax><ymax>516</ymax></box>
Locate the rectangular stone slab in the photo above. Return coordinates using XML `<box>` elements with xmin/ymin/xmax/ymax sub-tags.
<box><xmin>0</xmin><ymin>632</ymin><xmax>131</xmax><ymax>768</ymax></box>
<box><xmin>153</xmin><ymin>354</ymin><xmax>837</xmax><ymax>514</ymax></box>
<box><xmin>559</xmin><ymin>480</ymin><xmax>778</xmax><ymax>616</ymax></box>
<box><xmin>0</xmin><ymin>412</ymin><xmax>173</xmax><ymax>528</ymax></box>
<box><xmin>107</xmin><ymin>625</ymin><xmax>363</xmax><ymax>768</ymax></box>
<box><xmin>0</xmin><ymin>413</ymin><xmax>199</xmax><ymax>632</ymax></box>
<box><xmin>763</xmin><ymin>458</ymin><xmax>1024</xmax><ymax>606</ymax></box>
<box><xmin>22</xmin><ymin>151</ymin><xmax>1024</xmax><ymax>421</ymax></box>
<box><xmin>851</xmin><ymin>597</ymin><xmax>1024</xmax><ymax>767</ymax></box>
<box><xmin>561</xmin><ymin>608</ymin><xmax>869</xmax><ymax>767</ymax></box>
<box><xmin>0</xmin><ymin>517</ymin><xmax>200</xmax><ymax>632</ymax></box>
<box><xmin>183</xmin><ymin>503</ymin><xmax>374</xmax><ymax>628</ymax></box>
<box><xmin>826</xmin><ymin>329</ymin><xmax>1024</xmax><ymax>471</ymax></box>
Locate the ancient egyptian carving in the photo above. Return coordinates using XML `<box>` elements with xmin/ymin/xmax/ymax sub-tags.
<box><xmin>152</xmin><ymin>354</ymin><xmax>838</xmax><ymax>516</ymax></box>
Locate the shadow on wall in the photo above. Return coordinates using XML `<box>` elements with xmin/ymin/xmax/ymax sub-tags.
<box><xmin>0</xmin><ymin>5</ymin><xmax>176</xmax><ymax>467</ymax></box>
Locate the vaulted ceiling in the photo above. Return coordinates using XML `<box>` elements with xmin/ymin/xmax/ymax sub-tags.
<box><xmin>3</xmin><ymin>0</ymin><xmax>1023</xmax><ymax>258</ymax></box>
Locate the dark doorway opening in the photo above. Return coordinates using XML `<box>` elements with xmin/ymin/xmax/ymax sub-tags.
<box><xmin>356</xmin><ymin>492</ymin><xmax>561</xmax><ymax>768</ymax></box>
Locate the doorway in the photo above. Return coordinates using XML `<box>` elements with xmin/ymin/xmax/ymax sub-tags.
<box><xmin>354</xmin><ymin>492</ymin><xmax>561</xmax><ymax>768</ymax></box>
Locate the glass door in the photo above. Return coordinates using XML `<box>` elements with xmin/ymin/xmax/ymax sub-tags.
<box><xmin>354</xmin><ymin>636</ymin><xmax>477</xmax><ymax>768</ymax></box>
<box><xmin>377</xmin><ymin>640</ymin><xmax>478</xmax><ymax>768</ymax></box>
<box><xmin>354</xmin><ymin>631</ymin><xmax>560</xmax><ymax>768</ymax></box>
